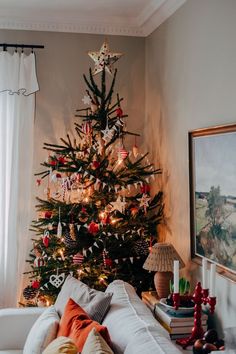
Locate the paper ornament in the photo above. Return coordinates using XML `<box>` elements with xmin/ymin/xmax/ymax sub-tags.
<box><xmin>88</xmin><ymin>41</ymin><xmax>123</xmax><ymax>75</ymax></box>
<box><xmin>137</xmin><ymin>193</ymin><xmax>151</xmax><ymax>212</ymax></box>
<box><xmin>118</xmin><ymin>146</ymin><xmax>128</xmax><ymax>160</ymax></box>
<box><xmin>69</xmin><ymin>223</ymin><xmax>76</xmax><ymax>241</ymax></box>
<box><xmin>57</xmin><ymin>222</ymin><xmax>62</xmax><ymax>237</ymax></box>
<box><xmin>49</xmin><ymin>273</ymin><xmax>65</xmax><ymax>288</ymax></box>
<box><xmin>81</xmin><ymin>122</ymin><xmax>92</xmax><ymax>135</ymax></box>
<box><xmin>101</xmin><ymin>123</ymin><xmax>114</xmax><ymax>143</ymax></box>
<box><xmin>34</xmin><ymin>257</ymin><xmax>44</xmax><ymax>267</ymax></box>
<box><xmin>132</xmin><ymin>144</ymin><xmax>139</xmax><ymax>158</ymax></box>
<box><xmin>82</xmin><ymin>94</ymin><xmax>92</xmax><ymax>105</ymax></box>
<box><xmin>111</xmin><ymin>195</ymin><xmax>126</xmax><ymax>213</ymax></box>
<box><xmin>73</xmin><ymin>253</ymin><xmax>84</xmax><ymax>265</ymax></box>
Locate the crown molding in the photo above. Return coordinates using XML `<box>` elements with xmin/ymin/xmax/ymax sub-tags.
<box><xmin>0</xmin><ymin>17</ymin><xmax>144</xmax><ymax>37</ymax></box>
<box><xmin>0</xmin><ymin>0</ymin><xmax>186</xmax><ymax>37</ymax></box>
<box><xmin>140</xmin><ymin>0</ymin><xmax>187</xmax><ymax>36</ymax></box>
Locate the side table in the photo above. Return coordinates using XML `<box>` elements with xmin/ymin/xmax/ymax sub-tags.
<box><xmin>141</xmin><ymin>291</ymin><xmax>194</xmax><ymax>354</ymax></box>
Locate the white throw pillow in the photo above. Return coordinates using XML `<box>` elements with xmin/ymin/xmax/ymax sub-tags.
<box><xmin>82</xmin><ymin>328</ymin><xmax>114</xmax><ymax>354</ymax></box>
<box><xmin>55</xmin><ymin>275</ymin><xmax>112</xmax><ymax>323</ymax></box>
<box><xmin>23</xmin><ymin>306</ymin><xmax>59</xmax><ymax>354</ymax></box>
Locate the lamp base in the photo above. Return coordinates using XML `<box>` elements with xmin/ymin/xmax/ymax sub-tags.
<box><xmin>154</xmin><ymin>271</ymin><xmax>173</xmax><ymax>299</ymax></box>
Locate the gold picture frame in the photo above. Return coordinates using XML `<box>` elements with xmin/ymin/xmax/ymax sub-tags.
<box><xmin>189</xmin><ymin>123</ymin><xmax>236</xmax><ymax>282</ymax></box>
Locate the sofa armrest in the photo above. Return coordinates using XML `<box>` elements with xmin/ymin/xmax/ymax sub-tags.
<box><xmin>0</xmin><ymin>307</ymin><xmax>45</xmax><ymax>350</ymax></box>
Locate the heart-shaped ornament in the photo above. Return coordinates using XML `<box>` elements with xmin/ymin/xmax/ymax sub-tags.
<box><xmin>49</xmin><ymin>273</ymin><xmax>65</xmax><ymax>288</ymax></box>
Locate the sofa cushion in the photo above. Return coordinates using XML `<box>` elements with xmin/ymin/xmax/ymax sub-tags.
<box><xmin>42</xmin><ymin>336</ymin><xmax>77</xmax><ymax>354</ymax></box>
<box><xmin>0</xmin><ymin>307</ymin><xmax>44</xmax><ymax>350</ymax></box>
<box><xmin>82</xmin><ymin>328</ymin><xmax>114</xmax><ymax>354</ymax></box>
<box><xmin>124</xmin><ymin>326</ymin><xmax>182</xmax><ymax>354</ymax></box>
<box><xmin>103</xmin><ymin>280</ymin><xmax>170</xmax><ymax>354</ymax></box>
<box><xmin>55</xmin><ymin>275</ymin><xmax>112</xmax><ymax>323</ymax></box>
<box><xmin>57</xmin><ymin>298</ymin><xmax>111</xmax><ymax>352</ymax></box>
<box><xmin>23</xmin><ymin>306</ymin><xmax>59</xmax><ymax>354</ymax></box>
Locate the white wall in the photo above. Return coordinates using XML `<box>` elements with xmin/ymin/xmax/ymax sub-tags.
<box><xmin>145</xmin><ymin>0</ymin><xmax>236</xmax><ymax>332</ymax></box>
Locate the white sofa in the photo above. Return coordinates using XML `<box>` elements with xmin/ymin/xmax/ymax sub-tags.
<box><xmin>0</xmin><ymin>280</ymin><xmax>182</xmax><ymax>354</ymax></box>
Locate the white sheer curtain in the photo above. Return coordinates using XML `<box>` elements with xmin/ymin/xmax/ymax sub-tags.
<box><xmin>0</xmin><ymin>51</ymin><xmax>39</xmax><ymax>307</ymax></box>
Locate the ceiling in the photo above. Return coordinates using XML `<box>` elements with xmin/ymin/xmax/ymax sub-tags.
<box><xmin>0</xmin><ymin>0</ymin><xmax>186</xmax><ymax>37</ymax></box>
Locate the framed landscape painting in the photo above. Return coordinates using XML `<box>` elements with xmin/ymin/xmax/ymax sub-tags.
<box><xmin>189</xmin><ymin>124</ymin><xmax>236</xmax><ymax>281</ymax></box>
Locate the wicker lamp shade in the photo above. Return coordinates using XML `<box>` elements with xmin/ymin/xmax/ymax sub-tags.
<box><xmin>143</xmin><ymin>243</ymin><xmax>185</xmax><ymax>299</ymax></box>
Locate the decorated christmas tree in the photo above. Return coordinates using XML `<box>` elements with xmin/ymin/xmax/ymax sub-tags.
<box><xmin>22</xmin><ymin>41</ymin><xmax>163</xmax><ymax>306</ymax></box>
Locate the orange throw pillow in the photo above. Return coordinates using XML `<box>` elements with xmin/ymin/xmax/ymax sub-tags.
<box><xmin>57</xmin><ymin>298</ymin><xmax>111</xmax><ymax>352</ymax></box>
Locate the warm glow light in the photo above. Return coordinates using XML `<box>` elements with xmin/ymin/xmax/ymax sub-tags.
<box><xmin>84</xmin><ymin>197</ymin><xmax>89</xmax><ymax>203</ymax></box>
<box><xmin>111</xmin><ymin>218</ymin><xmax>118</xmax><ymax>224</ymax></box>
<box><xmin>99</xmin><ymin>211</ymin><xmax>106</xmax><ymax>219</ymax></box>
<box><xmin>99</xmin><ymin>277</ymin><xmax>105</xmax><ymax>284</ymax></box>
<box><xmin>77</xmin><ymin>269</ymin><xmax>84</xmax><ymax>279</ymax></box>
<box><xmin>46</xmin><ymin>300</ymin><xmax>50</xmax><ymax>307</ymax></box>
<box><xmin>59</xmin><ymin>249</ymin><xmax>65</xmax><ymax>260</ymax></box>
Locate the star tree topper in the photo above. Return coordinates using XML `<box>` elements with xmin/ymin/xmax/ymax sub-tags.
<box><xmin>88</xmin><ymin>41</ymin><xmax>123</xmax><ymax>75</ymax></box>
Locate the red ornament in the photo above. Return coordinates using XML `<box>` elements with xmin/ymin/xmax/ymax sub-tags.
<box><xmin>130</xmin><ymin>207</ymin><xmax>139</xmax><ymax>217</ymax></box>
<box><xmin>116</xmin><ymin>107</ymin><xmax>123</xmax><ymax>117</ymax></box>
<box><xmin>43</xmin><ymin>234</ymin><xmax>49</xmax><ymax>247</ymax></box>
<box><xmin>44</xmin><ymin>211</ymin><xmax>52</xmax><ymax>219</ymax></box>
<box><xmin>56</xmin><ymin>173</ymin><xmax>62</xmax><ymax>178</ymax></box>
<box><xmin>101</xmin><ymin>215</ymin><xmax>110</xmax><ymax>225</ymax></box>
<box><xmin>88</xmin><ymin>222</ymin><xmax>99</xmax><ymax>235</ymax></box>
<box><xmin>32</xmin><ymin>280</ymin><xmax>40</xmax><ymax>289</ymax></box>
<box><xmin>48</xmin><ymin>157</ymin><xmax>57</xmax><ymax>166</ymax></box>
<box><xmin>140</xmin><ymin>184</ymin><xmax>150</xmax><ymax>194</ymax></box>
<box><xmin>58</xmin><ymin>156</ymin><xmax>65</xmax><ymax>165</ymax></box>
<box><xmin>73</xmin><ymin>253</ymin><xmax>84</xmax><ymax>264</ymax></box>
<box><xmin>104</xmin><ymin>258</ymin><xmax>113</xmax><ymax>267</ymax></box>
<box><xmin>36</xmin><ymin>179</ymin><xmax>41</xmax><ymax>186</ymax></box>
<box><xmin>92</xmin><ymin>160</ymin><xmax>100</xmax><ymax>169</ymax></box>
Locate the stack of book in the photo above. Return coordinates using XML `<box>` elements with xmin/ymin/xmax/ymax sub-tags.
<box><xmin>142</xmin><ymin>291</ymin><xmax>208</xmax><ymax>339</ymax></box>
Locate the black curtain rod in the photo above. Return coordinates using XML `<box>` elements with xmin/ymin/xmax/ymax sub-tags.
<box><xmin>0</xmin><ymin>43</ymin><xmax>44</xmax><ymax>51</ymax></box>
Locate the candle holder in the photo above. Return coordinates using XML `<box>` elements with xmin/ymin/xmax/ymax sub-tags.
<box><xmin>175</xmin><ymin>282</ymin><xmax>216</xmax><ymax>349</ymax></box>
